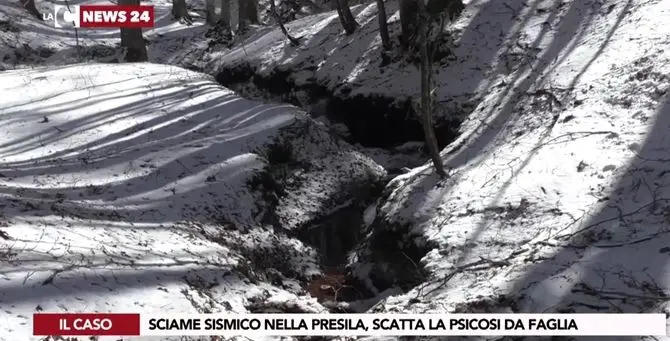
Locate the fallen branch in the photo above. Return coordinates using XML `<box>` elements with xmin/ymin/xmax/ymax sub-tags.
<box><xmin>531</xmin><ymin>130</ymin><xmax>616</xmax><ymax>151</ymax></box>
<box><xmin>558</xmin><ymin>199</ymin><xmax>670</xmax><ymax>240</ymax></box>
<box><xmin>590</xmin><ymin>230</ymin><xmax>670</xmax><ymax>248</ymax></box>
<box><xmin>417</xmin><ymin>250</ymin><xmax>525</xmax><ymax>299</ymax></box>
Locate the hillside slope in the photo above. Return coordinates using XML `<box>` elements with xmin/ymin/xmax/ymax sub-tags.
<box><xmin>1</xmin><ymin>0</ymin><xmax>670</xmax><ymax>339</ymax></box>
<box><xmin>352</xmin><ymin>0</ymin><xmax>670</xmax><ymax>322</ymax></box>
<box><xmin>0</xmin><ymin>62</ymin><xmax>386</xmax><ymax>340</ymax></box>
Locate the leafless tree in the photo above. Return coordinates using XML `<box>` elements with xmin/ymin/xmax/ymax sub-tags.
<box><xmin>415</xmin><ymin>0</ymin><xmax>446</xmax><ymax>178</ymax></box>
<box><xmin>206</xmin><ymin>0</ymin><xmax>231</xmax><ymax>27</ymax></box>
<box><xmin>238</xmin><ymin>0</ymin><xmax>259</xmax><ymax>27</ymax></box>
<box><xmin>399</xmin><ymin>0</ymin><xmax>463</xmax><ymax>49</ymax></box>
<box><xmin>376</xmin><ymin>0</ymin><xmax>390</xmax><ymax>50</ymax></box>
<box><xmin>334</xmin><ymin>0</ymin><xmax>357</xmax><ymax>35</ymax></box>
<box><xmin>270</xmin><ymin>0</ymin><xmax>301</xmax><ymax>45</ymax></box>
<box><xmin>171</xmin><ymin>0</ymin><xmax>193</xmax><ymax>24</ymax></box>
<box><xmin>398</xmin><ymin>0</ymin><xmax>417</xmax><ymax>48</ymax></box>
<box><xmin>340</xmin><ymin>0</ymin><xmax>357</xmax><ymax>31</ymax></box>
<box><xmin>21</xmin><ymin>0</ymin><xmax>42</xmax><ymax>19</ymax></box>
<box><xmin>119</xmin><ymin>0</ymin><xmax>148</xmax><ymax>62</ymax></box>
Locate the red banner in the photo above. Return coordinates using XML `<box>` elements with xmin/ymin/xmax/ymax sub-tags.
<box><xmin>33</xmin><ymin>313</ymin><xmax>141</xmax><ymax>336</ymax></box>
<box><xmin>79</xmin><ymin>5</ymin><xmax>154</xmax><ymax>28</ymax></box>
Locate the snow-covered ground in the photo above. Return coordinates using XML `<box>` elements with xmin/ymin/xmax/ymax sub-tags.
<box><xmin>357</xmin><ymin>0</ymin><xmax>670</xmax><ymax>319</ymax></box>
<box><xmin>2</xmin><ymin>0</ymin><xmax>670</xmax><ymax>339</ymax></box>
<box><xmin>0</xmin><ymin>63</ymin><xmax>387</xmax><ymax>340</ymax></box>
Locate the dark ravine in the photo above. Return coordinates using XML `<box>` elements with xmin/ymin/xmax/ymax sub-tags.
<box><xmin>252</xmin><ymin>133</ymin><xmax>388</xmax><ymax>302</ymax></box>
<box><xmin>215</xmin><ymin>63</ymin><xmax>462</xmax><ymax>149</ymax></box>
<box><xmin>298</xmin><ymin>206</ymin><xmax>369</xmax><ymax>269</ymax></box>
<box><xmin>215</xmin><ymin>62</ymin><xmax>465</xmax><ymax>309</ymax></box>
<box><xmin>298</xmin><ymin>205</ymin><xmax>377</xmax><ymax>304</ymax></box>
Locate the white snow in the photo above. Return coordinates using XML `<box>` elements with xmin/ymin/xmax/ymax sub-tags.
<box><xmin>2</xmin><ymin>0</ymin><xmax>670</xmax><ymax>339</ymax></box>
<box><xmin>0</xmin><ymin>63</ymin><xmax>326</xmax><ymax>340</ymax></box>
<box><xmin>367</xmin><ymin>0</ymin><xmax>670</xmax><ymax>321</ymax></box>
<box><xmin>362</xmin><ymin>201</ymin><xmax>377</xmax><ymax>228</ymax></box>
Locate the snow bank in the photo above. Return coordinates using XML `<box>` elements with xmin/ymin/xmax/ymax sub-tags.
<box><xmin>3</xmin><ymin>0</ymin><xmax>670</xmax><ymax>338</ymax></box>
<box><xmin>355</xmin><ymin>0</ymin><xmax>670</xmax><ymax>322</ymax></box>
<box><xmin>0</xmin><ymin>62</ymin><xmax>382</xmax><ymax>340</ymax></box>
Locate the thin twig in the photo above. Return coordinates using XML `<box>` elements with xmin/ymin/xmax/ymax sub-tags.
<box><xmin>558</xmin><ymin>200</ymin><xmax>667</xmax><ymax>240</ymax></box>
<box><xmin>400</xmin><ymin>250</ymin><xmax>423</xmax><ymax>279</ymax></box>
<box><xmin>417</xmin><ymin>251</ymin><xmax>523</xmax><ymax>298</ymax></box>
<box><xmin>531</xmin><ymin>130</ymin><xmax>616</xmax><ymax>151</ymax></box>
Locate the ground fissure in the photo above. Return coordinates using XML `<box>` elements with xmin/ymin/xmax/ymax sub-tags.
<box><xmin>215</xmin><ymin>63</ymin><xmax>462</xmax><ymax>149</ymax></box>
<box><xmin>213</xmin><ymin>62</ymin><xmax>464</xmax><ymax>311</ymax></box>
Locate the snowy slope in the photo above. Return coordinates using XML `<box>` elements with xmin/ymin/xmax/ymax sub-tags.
<box><xmin>354</xmin><ymin>0</ymin><xmax>670</xmax><ymax>325</ymax></box>
<box><xmin>0</xmin><ymin>62</ymin><xmax>387</xmax><ymax>340</ymax></box>
<box><xmin>2</xmin><ymin>0</ymin><xmax>670</xmax><ymax>339</ymax></box>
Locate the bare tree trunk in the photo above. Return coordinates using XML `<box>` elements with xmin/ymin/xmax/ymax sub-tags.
<box><xmin>340</xmin><ymin>0</ymin><xmax>357</xmax><ymax>33</ymax></box>
<box><xmin>416</xmin><ymin>0</ymin><xmax>446</xmax><ymax>178</ymax></box>
<box><xmin>334</xmin><ymin>0</ymin><xmax>356</xmax><ymax>34</ymax></box>
<box><xmin>376</xmin><ymin>0</ymin><xmax>390</xmax><ymax>50</ymax></box>
<box><xmin>205</xmin><ymin>0</ymin><xmax>217</xmax><ymax>24</ymax></box>
<box><xmin>21</xmin><ymin>0</ymin><xmax>42</xmax><ymax>19</ymax></box>
<box><xmin>119</xmin><ymin>0</ymin><xmax>148</xmax><ymax>62</ymax></box>
<box><xmin>237</xmin><ymin>0</ymin><xmax>246</xmax><ymax>31</ymax></box>
<box><xmin>238</xmin><ymin>0</ymin><xmax>259</xmax><ymax>25</ymax></box>
<box><xmin>222</xmin><ymin>0</ymin><xmax>231</xmax><ymax>26</ymax></box>
<box><xmin>230</xmin><ymin>0</ymin><xmax>239</xmax><ymax>31</ymax></box>
<box><xmin>206</xmin><ymin>0</ymin><xmax>230</xmax><ymax>27</ymax></box>
<box><xmin>171</xmin><ymin>0</ymin><xmax>193</xmax><ymax>24</ymax></box>
<box><xmin>400</xmin><ymin>0</ymin><xmax>464</xmax><ymax>49</ymax></box>
<box><xmin>249</xmin><ymin>0</ymin><xmax>259</xmax><ymax>23</ymax></box>
<box><xmin>270</xmin><ymin>0</ymin><xmax>301</xmax><ymax>45</ymax></box>
<box><xmin>398</xmin><ymin>0</ymin><xmax>417</xmax><ymax>49</ymax></box>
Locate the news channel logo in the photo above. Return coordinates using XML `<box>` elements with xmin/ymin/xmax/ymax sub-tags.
<box><xmin>52</xmin><ymin>5</ymin><xmax>79</xmax><ymax>28</ymax></box>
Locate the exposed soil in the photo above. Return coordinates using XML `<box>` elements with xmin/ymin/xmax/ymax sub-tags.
<box><xmin>213</xmin><ymin>62</ymin><xmax>465</xmax><ymax>311</ymax></box>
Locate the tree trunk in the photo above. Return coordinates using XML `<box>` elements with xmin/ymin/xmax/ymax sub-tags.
<box><xmin>239</xmin><ymin>0</ymin><xmax>259</xmax><ymax>25</ymax></box>
<box><xmin>171</xmin><ymin>0</ymin><xmax>193</xmax><ymax>24</ymax></box>
<box><xmin>21</xmin><ymin>0</ymin><xmax>42</xmax><ymax>19</ymax></box>
<box><xmin>339</xmin><ymin>0</ymin><xmax>357</xmax><ymax>34</ymax></box>
<box><xmin>119</xmin><ymin>0</ymin><xmax>148</xmax><ymax>62</ymax></box>
<box><xmin>334</xmin><ymin>0</ymin><xmax>351</xmax><ymax>34</ymax></box>
<box><xmin>249</xmin><ymin>0</ymin><xmax>259</xmax><ymax>24</ymax></box>
<box><xmin>205</xmin><ymin>0</ymin><xmax>216</xmax><ymax>25</ymax></box>
<box><xmin>230</xmin><ymin>0</ymin><xmax>239</xmax><ymax>31</ymax></box>
<box><xmin>416</xmin><ymin>0</ymin><xmax>446</xmax><ymax>178</ymax></box>
<box><xmin>398</xmin><ymin>0</ymin><xmax>417</xmax><ymax>48</ymax></box>
<box><xmin>237</xmin><ymin>0</ymin><xmax>246</xmax><ymax>31</ymax></box>
<box><xmin>334</xmin><ymin>0</ymin><xmax>356</xmax><ymax>35</ymax></box>
<box><xmin>222</xmin><ymin>0</ymin><xmax>231</xmax><ymax>26</ymax></box>
<box><xmin>376</xmin><ymin>0</ymin><xmax>390</xmax><ymax>50</ymax></box>
<box><xmin>270</xmin><ymin>0</ymin><xmax>301</xmax><ymax>45</ymax></box>
<box><xmin>399</xmin><ymin>0</ymin><xmax>464</xmax><ymax>49</ymax></box>
<box><xmin>206</xmin><ymin>0</ymin><xmax>230</xmax><ymax>27</ymax></box>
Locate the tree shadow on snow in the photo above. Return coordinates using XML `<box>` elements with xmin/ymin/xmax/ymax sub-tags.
<box><xmin>0</xmin><ymin>73</ymin><xmax>299</xmax><ymax>227</ymax></box>
<box><xmin>506</xmin><ymin>94</ymin><xmax>670</xmax><ymax>319</ymax></box>
<box><xmin>381</xmin><ymin>0</ymin><xmax>633</xmax><ymax>234</ymax></box>
<box><xmin>0</xmin><ymin>249</ymin><xmax>247</xmax><ymax>308</ymax></box>
<box><xmin>448</xmin><ymin>0</ymin><xmax>635</xmax><ymax>270</ymax></box>
<box><xmin>0</xmin><ymin>66</ymin><xmax>320</xmax><ymax>315</ymax></box>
